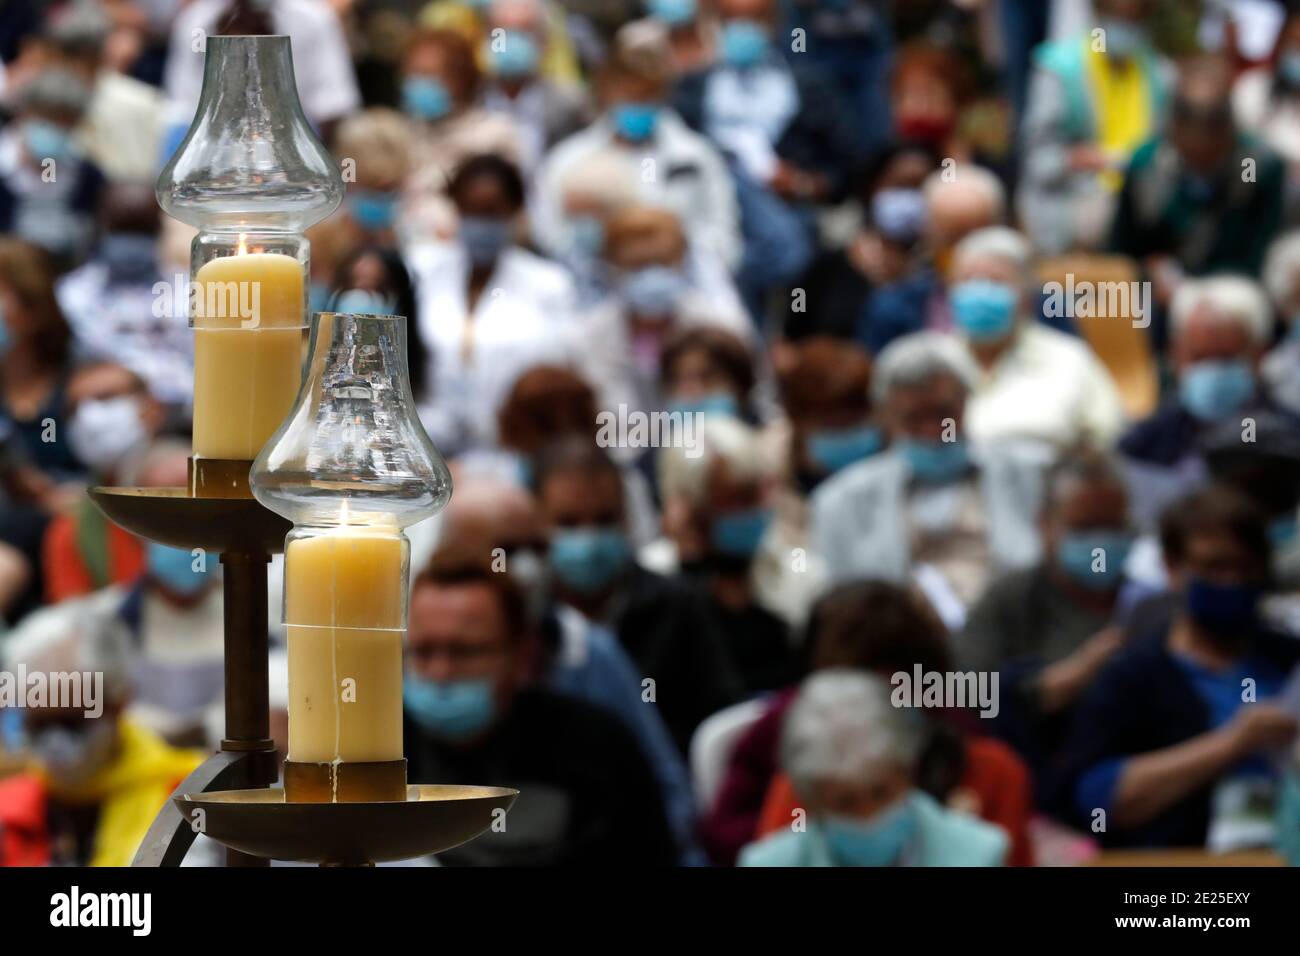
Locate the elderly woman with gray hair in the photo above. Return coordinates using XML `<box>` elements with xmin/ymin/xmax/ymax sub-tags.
<box><xmin>739</xmin><ymin>671</ymin><xmax>1009</xmax><ymax>866</ymax></box>
<box><xmin>810</xmin><ymin>329</ymin><xmax>1047</xmax><ymax>622</ymax></box>
<box><xmin>947</xmin><ymin>226</ymin><xmax>1124</xmax><ymax>451</ymax></box>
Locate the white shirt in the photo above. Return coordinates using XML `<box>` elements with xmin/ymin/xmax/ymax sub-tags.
<box><xmin>163</xmin><ymin>0</ymin><xmax>361</xmax><ymax>131</ymax></box>
<box><xmin>406</xmin><ymin>241</ymin><xmax>578</xmax><ymax>454</ymax></box>
<box><xmin>533</xmin><ymin>111</ymin><xmax>742</xmax><ymax>270</ymax></box>
<box><xmin>965</xmin><ymin>323</ymin><xmax>1126</xmax><ymax>450</ymax></box>
<box><xmin>58</xmin><ymin>260</ymin><xmax>195</xmax><ymax>408</ymax></box>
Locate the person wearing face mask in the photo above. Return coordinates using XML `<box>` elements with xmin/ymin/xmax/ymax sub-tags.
<box><xmin>407</xmin><ymin>154</ymin><xmax>577</xmax><ymax>455</ymax></box>
<box><xmin>402</xmin><ymin>546</ymin><xmax>676</xmax><ymax>866</ymax></box>
<box><xmin>56</xmin><ymin>183</ymin><xmax>192</xmax><ymax>411</ymax></box>
<box><xmin>1109</xmin><ymin>55</ymin><xmax>1284</xmax><ymax>290</ymax></box>
<box><xmin>1018</xmin><ymin>0</ymin><xmax>1170</xmax><ymax>255</ymax></box>
<box><xmin>654</xmin><ymin>417</ymin><xmax>796</xmax><ymax>695</ymax></box>
<box><xmin>536</xmin><ymin>439</ymin><xmax>742</xmax><ymax>754</ymax></box>
<box><xmin>0</xmin><ymin>608</ymin><xmax>203</xmax><ymax>866</ymax></box>
<box><xmin>417</xmin><ymin>0</ymin><xmax>583</xmax><ymax>87</ymax></box>
<box><xmin>739</xmin><ymin>670</ymin><xmax>1009</xmax><ymax>867</ymax></box>
<box><xmin>0</xmin><ymin>69</ymin><xmax>105</xmax><ymax>271</ymax></box>
<box><xmin>947</xmin><ymin>227</ymin><xmax>1124</xmax><ymax>451</ymax></box>
<box><xmin>961</xmin><ymin>450</ymin><xmax>1139</xmax><ymax>797</ymax></box>
<box><xmin>478</xmin><ymin>0</ymin><xmax>592</xmax><ymax>174</ymax></box>
<box><xmin>1119</xmin><ymin>276</ymin><xmax>1300</xmax><ymax>529</ymax></box>
<box><xmin>329</xmin><ymin>246</ymin><xmax>432</xmax><ymax>404</ymax></box>
<box><xmin>332</xmin><ymin>110</ymin><xmax>415</xmax><ymax>247</ymax></box>
<box><xmin>42</xmin><ymin>369</ymin><xmax>165</xmax><ymax>605</ymax></box>
<box><xmin>1060</xmin><ymin>485</ymin><xmax>1300</xmax><ymax>850</ymax></box>
<box><xmin>1233</xmin><ymin>9</ymin><xmax>1300</xmax><ymax>222</ymax></box>
<box><xmin>577</xmin><ymin>206</ymin><xmax>753</xmax><ymax>440</ymax></box>
<box><xmin>782</xmin><ymin>142</ymin><xmax>937</xmax><ymax>342</ymax></box>
<box><xmin>705</xmin><ymin>581</ymin><xmax>1034</xmax><ymax>866</ymax></box>
<box><xmin>671</xmin><ymin>0</ymin><xmax>867</xmax><ymax>211</ymax></box>
<box><xmin>46</xmin><ymin>441</ymin><xmax>223</xmax><ymax>745</ymax></box>
<box><xmin>811</xmin><ymin>331</ymin><xmax>1048</xmax><ymax>622</ymax></box>
<box><xmin>399</xmin><ymin>29</ymin><xmax>526</xmax><ymax>243</ymax></box>
<box><xmin>429</xmin><ymin>477</ymin><xmax>702</xmax><ymax>864</ymax></box>
<box><xmin>535</xmin><ymin>36</ymin><xmax>741</xmax><ymax>272</ymax></box>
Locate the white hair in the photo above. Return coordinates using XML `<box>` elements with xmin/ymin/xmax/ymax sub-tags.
<box><xmin>781</xmin><ymin>670</ymin><xmax>924</xmax><ymax>793</ymax></box>
<box><xmin>2</xmin><ymin>598</ymin><xmax>134</xmax><ymax>704</ymax></box>
<box><xmin>922</xmin><ymin>164</ymin><xmax>1007</xmax><ymax>222</ymax></box>
<box><xmin>952</xmin><ymin>225</ymin><xmax>1032</xmax><ymax>279</ymax></box>
<box><xmin>871</xmin><ymin>331</ymin><xmax>980</xmax><ymax>405</ymax></box>
<box><xmin>1262</xmin><ymin>231</ymin><xmax>1300</xmax><ymax>314</ymax></box>
<box><xmin>1170</xmin><ymin>275</ymin><xmax>1272</xmax><ymax>346</ymax></box>
<box><xmin>658</xmin><ymin>416</ymin><xmax>769</xmax><ymax>506</ymax></box>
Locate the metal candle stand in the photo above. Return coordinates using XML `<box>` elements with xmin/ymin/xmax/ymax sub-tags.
<box><xmin>91</xmin><ymin>470</ymin><xmax>515</xmax><ymax>867</ymax></box>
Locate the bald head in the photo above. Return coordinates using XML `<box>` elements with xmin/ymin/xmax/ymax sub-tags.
<box><xmin>440</xmin><ymin>478</ymin><xmax>545</xmax><ymax>554</ymax></box>
<box><xmin>923</xmin><ymin>167</ymin><xmax>1006</xmax><ymax>253</ymax></box>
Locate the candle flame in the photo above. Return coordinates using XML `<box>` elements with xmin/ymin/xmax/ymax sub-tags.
<box><xmin>340</xmin><ymin>499</ymin><xmax>350</xmax><ymax>526</ymax></box>
<box><xmin>237</xmin><ymin>233</ymin><xmax>248</xmax><ymax>256</ymax></box>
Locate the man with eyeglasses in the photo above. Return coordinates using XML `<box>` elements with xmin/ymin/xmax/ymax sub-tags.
<box><xmin>402</xmin><ymin>546</ymin><xmax>675</xmax><ymax>866</ymax></box>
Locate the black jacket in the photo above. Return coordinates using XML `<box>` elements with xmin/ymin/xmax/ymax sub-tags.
<box><xmin>406</xmin><ymin>686</ymin><xmax>676</xmax><ymax>866</ymax></box>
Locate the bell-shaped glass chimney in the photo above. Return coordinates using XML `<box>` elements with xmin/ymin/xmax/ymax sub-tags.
<box><xmin>157</xmin><ymin>34</ymin><xmax>342</xmax><ymax>232</ymax></box>
<box><xmin>250</xmin><ymin>312</ymin><xmax>453</xmax><ymax>529</ymax></box>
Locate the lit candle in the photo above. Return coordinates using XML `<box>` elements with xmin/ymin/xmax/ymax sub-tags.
<box><xmin>283</xmin><ymin>506</ymin><xmax>406</xmax><ymax>764</ymax></box>
<box><xmin>191</xmin><ymin>237</ymin><xmax>305</xmax><ymax>461</ymax></box>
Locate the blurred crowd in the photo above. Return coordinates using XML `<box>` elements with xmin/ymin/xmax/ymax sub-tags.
<box><xmin>2</xmin><ymin>0</ymin><xmax>1300</xmax><ymax>868</ymax></box>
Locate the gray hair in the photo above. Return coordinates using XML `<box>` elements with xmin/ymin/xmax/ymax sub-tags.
<box><xmin>657</xmin><ymin>416</ymin><xmax>770</xmax><ymax>506</ymax></box>
<box><xmin>922</xmin><ymin>165</ymin><xmax>1007</xmax><ymax>222</ymax></box>
<box><xmin>1170</xmin><ymin>275</ymin><xmax>1272</xmax><ymax>346</ymax></box>
<box><xmin>1262</xmin><ymin>230</ymin><xmax>1300</xmax><ymax>314</ymax></box>
<box><xmin>781</xmin><ymin>670</ymin><xmax>924</xmax><ymax>794</ymax></box>
<box><xmin>19</xmin><ymin>68</ymin><xmax>91</xmax><ymax>121</ymax></box>
<box><xmin>871</xmin><ymin>331</ymin><xmax>980</xmax><ymax>405</ymax></box>
<box><xmin>48</xmin><ymin>1</ymin><xmax>111</xmax><ymax>57</ymax></box>
<box><xmin>952</xmin><ymin>225</ymin><xmax>1032</xmax><ymax>279</ymax></box>
<box><xmin>2</xmin><ymin>600</ymin><xmax>134</xmax><ymax>705</ymax></box>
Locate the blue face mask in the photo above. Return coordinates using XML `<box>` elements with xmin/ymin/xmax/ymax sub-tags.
<box><xmin>568</xmin><ymin>215</ymin><xmax>605</xmax><ymax>258</ymax></box>
<box><xmin>821</xmin><ymin>799</ymin><xmax>917</xmax><ymax>867</ymax></box>
<box><xmin>1057</xmin><ymin>530</ymin><xmax>1133</xmax><ymax>591</ymax></box>
<box><xmin>621</xmin><ymin>265</ymin><xmax>686</xmax><ymax>315</ymax></box>
<box><xmin>1185</xmin><ymin>576</ymin><xmax>1260</xmax><ymax>638</ymax></box>
<box><xmin>146</xmin><ymin>541</ymin><xmax>211</xmax><ymax>596</ymax></box>
<box><xmin>711</xmin><ymin>507</ymin><xmax>772</xmax><ymax>559</ymax></box>
<box><xmin>309</xmin><ymin>282</ymin><xmax>332</xmax><ymax>316</ymax></box>
<box><xmin>950</xmin><ymin>278</ymin><xmax>1018</xmax><ymax>341</ymax></box>
<box><xmin>549</xmin><ymin>527</ymin><xmax>630</xmax><ymax>595</ymax></box>
<box><xmin>1280</xmin><ymin>52</ymin><xmax>1300</xmax><ymax>88</ymax></box>
<box><xmin>488</xmin><ymin>31</ymin><xmax>539</xmax><ymax>78</ymax></box>
<box><xmin>23</xmin><ymin>120</ymin><xmax>72</xmax><ymax>163</ymax></box>
<box><xmin>669</xmin><ymin>391</ymin><xmax>739</xmax><ymax>418</ymax></box>
<box><xmin>348</xmin><ymin>191</ymin><xmax>399</xmax><ymax>231</ymax></box>
<box><xmin>807</xmin><ymin>425</ymin><xmax>883</xmax><ymax>474</ymax></box>
<box><xmin>611</xmin><ymin>102</ymin><xmax>660</xmax><ymax>142</ymax></box>
<box><xmin>402</xmin><ymin>76</ymin><xmax>453</xmax><ymax>121</ymax></box>
<box><xmin>459</xmin><ymin>216</ymin><xmax>512</xmax><ymax>267</ymax></box>
<box><xmin>719</xmin><ymin>19</ymin><xmax>770</xmax><ymax>69</ymax></box>
<box><xmin>898</xmin><ymin>437</ymin><xmax>970</xmax><ymax>484</ymax></box>
<box><xmin>1179</xmin><ymin>359</ymin><xmax>1255</xmax><ymax>422</ymax></box>
<box><xmin>1098</xmin><ymin>17</ymin><xmax>1146</xmax><ymax>59</ymax></box>
<box><xmin>404</xmin><ymin>675</ymin><xmax>496</xmax><ymax>741</ymax></box>
<box><xmin>332</xmin><ymin>288</ymin><xmax>396</xmax><ymax>315</ymax></box>
<box><xmin>1270</xmin><ymin>515</ymin><xmax>1298</xmax><ymax>548</ymax></box>
<box><xmin>649</xmin><ymin>0</ymin><xmax>697</xmax><ymax>26</ymax></box>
